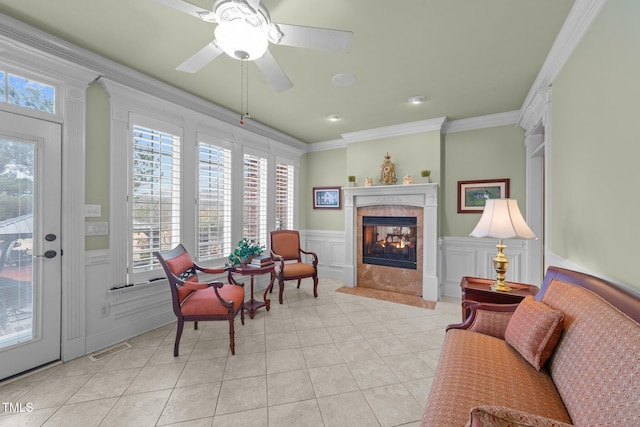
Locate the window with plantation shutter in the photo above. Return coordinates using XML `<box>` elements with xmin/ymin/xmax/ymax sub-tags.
<box><xmin>131</xmin><ymin>124</ymin><xmax>181</xmax><ymax>275</ymax></box>
<box><xmin>275</xmin><ymin>162</ymin><xmax>294</xmax><ymax>230</ymax></box>
<box><xmin>243</xmin><ymin>152</ymin><xmax>268</xmax><ymax>246</ymax></box>
<box><xmin>198</xmin><ymin>140</ymin><xmax>232</xmax><ymax>261</ymax></box>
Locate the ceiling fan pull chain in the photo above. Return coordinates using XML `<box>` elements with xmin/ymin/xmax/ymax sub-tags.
<box><xmin>240</xmin><ymin>60</ymin><xmax>245</xmax><ymax>124</ymax></box>
<box><xmin>240</xmin><ymin>59</ymin><xmax>250</xmax><ymax>125</ymax></box>
<box><xmin>245</xmin><ymin>59</ymin><xmax>250</xmax><ymax>120</ymax></box>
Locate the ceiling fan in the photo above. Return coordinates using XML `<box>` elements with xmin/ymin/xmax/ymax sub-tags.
<box><xmin>155</xmin><ymin>0</ymin><xmax>354</xmax><ymax>92</ymax></box>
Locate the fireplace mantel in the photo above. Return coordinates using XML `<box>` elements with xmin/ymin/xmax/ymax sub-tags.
<box><xmin>343</xmin><ymin>183</ymin><xmax>439</xmax><ymax>301</ymax></box>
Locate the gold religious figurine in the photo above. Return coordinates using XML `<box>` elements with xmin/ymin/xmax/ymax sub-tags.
<box><xmin>379</xmin><ymin>152</ymin><xmax>397</xmax><ymax>185</ymax></box>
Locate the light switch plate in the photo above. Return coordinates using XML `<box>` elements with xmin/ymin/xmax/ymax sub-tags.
<box><xmin>85</xmin><ymin>204</ymin><xmax>102</xmax><ymax>217</ymax></box>
<box><xmin>85</xmin><ymin>221</ymin><xmax>109</xmax><ymax>236</ymax></box>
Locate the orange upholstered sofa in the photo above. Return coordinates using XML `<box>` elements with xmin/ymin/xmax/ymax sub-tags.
<box><xmin>421</xmin><ymin>266</ymin><xmax>640</xmax><ymax>426</ymax></box>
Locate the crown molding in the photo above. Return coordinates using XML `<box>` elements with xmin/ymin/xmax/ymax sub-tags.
<box><xmin>342</xmin><ymin>117</ymin><xmax>447</xmax><ymax>144</ymax></box>
<box><xmin>519</xmin><ymin>0</ymin><xmax>608</xmax><ymax>129</ymax></box>
<box><xmin>519</xmin><ymin>89</ymin><xmax>551</xmax><ymax>135</ymax></box>
<box><xmin>310</xmin><ymin>110</ymin><xmax>526</xmax><ymax>151</ymax></box>
<box><xmin>0</xmin><ymin>13</ymin><xmax>308</xmax><ymax>153</ymax></box>
<box><xmin>442</xmin><ymin>110</ymin><xmax>520</xmax><ymax>134</ymax></box>
<box><xmin>308</xmin><ymin>138</ymin><xmax>347</xmax><ymax>152</ymax></box>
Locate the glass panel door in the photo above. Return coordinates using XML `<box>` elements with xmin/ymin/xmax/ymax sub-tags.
<box><xmin>0</xmin><ymin>112</ymin><xmax>61</xmax><ymax>380</ymax></box>
<box><xmin>0</xmin><ymin>139</ymin><xmax>35</xmax><ymax>347</ymax></box>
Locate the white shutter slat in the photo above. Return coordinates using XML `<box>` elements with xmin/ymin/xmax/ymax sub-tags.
<box><xmin>243</xmin><ymin>153</ymin><xmax>268</xmax><ymax>245</ymax></box>
<box><xmin>275</xmin><ymin>163</ymin><xmax>294</xmax><ymax>230</ymax></box>
<box><xmin>132</xmin><ymin>124</ymin><xmax>181</xmax><ymax>273</ymax></box>
<box><xmin>198</xmin><ymin>142</ymin><xmax>232</xmax><ymax>261</ymax></box>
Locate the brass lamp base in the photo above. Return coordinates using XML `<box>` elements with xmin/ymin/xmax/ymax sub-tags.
<box><xmin>490</xmin><ymin>240</ymin><xmax>512</xmax><ymax>292</ymax></box>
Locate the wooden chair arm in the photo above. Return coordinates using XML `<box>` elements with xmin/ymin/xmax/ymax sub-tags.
<box><xmin>299</xmin><ymin>248</ymin><xmax>318</xmax><ymax>266</ymax></box>
<box><xmin>208</xmin><ymin>281</ymin><xmax>237</xmax><ymax>309</ymax></box>
<box><xmin>196</xmin><ymin>265</ymin><xmax>226</xmax><ymax>275</ymax></box>
<box><xmin>270</xmin><ymin>251</ymin><xmax>285</xmax><ymax>267</ymax></box>
<box><xmin>446</xmin><ymin>301</ymin><xmax>519</xmax><ymax>332</ymax></box>
<box><xmin>225</xmin><ymin>274</ymin><xmax>246</xmax><ymax>288</ymax></box>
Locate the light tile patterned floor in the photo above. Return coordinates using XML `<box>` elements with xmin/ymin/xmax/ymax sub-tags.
<box><xmin>0</xmin><ymin>277</ymin><xmax>461</xmax><ymax>427</ymax></box>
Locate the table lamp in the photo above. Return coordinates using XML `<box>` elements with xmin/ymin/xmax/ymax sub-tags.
<box><xmin>470</xmin><ymin>199</ymin><xmax>535</xmax><ymax>292</ymax></box>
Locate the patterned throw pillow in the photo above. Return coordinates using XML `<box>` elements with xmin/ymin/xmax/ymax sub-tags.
<box><xmin>466</xmin><ymin>406</ymin><xmax>573</xmax><ymax>427</ymax></box>
<box><xmin>505</xmin><ymin>296</ymin><xmax>564</xmax><ymax>370</ymax></box>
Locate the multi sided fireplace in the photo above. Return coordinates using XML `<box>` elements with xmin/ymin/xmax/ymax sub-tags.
<box><xmin>343</xmin><ymin>183</ymin><xmax>439</xmax><ymax>301</ymax></box>
<box><xmin>362</xmin><ymin>216</ymin><xmax>417</xmax><ymax>270</ymax></box>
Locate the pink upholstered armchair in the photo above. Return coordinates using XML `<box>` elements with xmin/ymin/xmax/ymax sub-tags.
<box><xmin>270</xmin><ymin>230</ymin><xmax>318</xmax><ymax>304</ymax></box>
<box><xmin>155</xmin><ymin>244</ymin><xmax>245</xmax><ymax>356</ymax></box>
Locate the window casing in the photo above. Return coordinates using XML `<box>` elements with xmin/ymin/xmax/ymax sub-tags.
<box><xmin>104</xmin><ymin>79</ymin><xmax>301</xmax><ymax>287</ymax></box>
<box><xmin>275</xmin><ymin>162</ymin><xmax>294</xmax><ymax>230</ymax></box>
<box><xmin>130</xmin><ymin>122</ymin><xmax>181</xmax><ymax>281</ymax></box>
<box><xmin>242</xmin><ymin>151</ymin><xmax>268</xmax><ymax>246</ymax></box>
<box><xmin>0</xmin><ymin>69</ymin><xmax>57</xmax><ymax>117</ymax></box>
<box><xmin>197</xmin><ymin>137</ymin><xmax>232</xmax><ymax>262</ymax></box>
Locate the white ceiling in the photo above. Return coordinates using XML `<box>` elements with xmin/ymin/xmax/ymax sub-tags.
<box><xmin>0</xmin><ymin>0</ymin><xmax>575</xmax><ymax>144</ymax></box>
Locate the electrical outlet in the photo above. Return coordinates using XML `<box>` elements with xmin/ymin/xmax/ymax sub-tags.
<box><xmin>101</xmin><ymin>305</ymin><xmax>110</xmax><ymax>317</ymax></box>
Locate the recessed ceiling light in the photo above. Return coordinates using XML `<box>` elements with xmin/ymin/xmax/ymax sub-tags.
<box><xmin>332</xmin><ymin>73</ymin><xmax>356</xmax><ymax>87</ymax></box>
<box><xmin>408</xmin><ymin>95</ymin><xmax>426</xmax><ymax>105</ymax></box>
<box><xmin>327</xmin><ymin>114</ymin><xmax>341</xmax><ymax>122</ymax></box>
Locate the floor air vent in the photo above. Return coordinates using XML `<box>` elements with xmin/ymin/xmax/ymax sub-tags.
<box><xmin>88</xmin><ymin>342</ymin><xmax>131</xmax><ymax>361</ymax></box>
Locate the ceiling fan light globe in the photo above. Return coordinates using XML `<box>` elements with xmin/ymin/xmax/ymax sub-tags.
<box><xmin>215</xmin><ymin>20</ymin><xmax>268</xmax><ymax>60</ymax></box>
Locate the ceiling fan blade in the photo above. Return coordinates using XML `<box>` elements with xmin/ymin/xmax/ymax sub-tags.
<box><xmin>244</xmin><ymin>0</ymin><xmax>261</xmax><ymax>12</ymax></box>
<box><xmin>276</xmin><ymin>24</ymin><xmax>353</xmax><ymax>53</ymax></box>
<box><xmin>154</xmin><ymin>0</ymin><xmax>212</xmax><ymax>20</ymax></box>
<box><xmin>254</xmin><ymin>51</ymin><xmax>293</xmax><ymax>93</ymax></box>
<box><xmin>176</xmin><ymin>41</ymin><xmax>224</xmax><ymax>73</ymax></box>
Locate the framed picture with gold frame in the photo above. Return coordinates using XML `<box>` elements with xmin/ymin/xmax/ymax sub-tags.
<box><xmin>457</xmin><ymin>179</ymin><xmax>510</xmax><ymax>213</ymax></box>
<box><xmin>313</xmin><ymin>186</ymin><xmax>342</xmax><ymax>209</ymax></box>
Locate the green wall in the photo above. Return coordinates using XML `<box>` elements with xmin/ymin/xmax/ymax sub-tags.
<box><xmin>301</xmin><ymin>131</ymin><xmax>443</xmax><ymax>231</ymax></box>
<box><xmin>85</xmin><ymin>81</ymin><xmax>110</xmax><ymax>250</ymax></box>
<box><xmin>345</xmin><ymin>132</ymin><xmax>441</xmax><ymax>187</ymax></box>
<box><xmin>441</xmin><ymin>125</ymin><xmax>526</xmax><ymax>237</ymax></box>
<box><xmin>301</xmin><ymin>126</ymin><xmax>527</xmax><ymax>236</ymax></box>
<box><xmin>302</xmin><ymin>148</ymin><xmax>347</xmax><ymax>231</ymax></box>
<box><xmin>550</xmin><ymin>0</ymin><xmax>640</xmax><ymax>289</ymax></box>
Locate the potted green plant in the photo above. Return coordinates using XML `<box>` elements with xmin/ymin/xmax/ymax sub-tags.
<box><xmin>347</xmin><ymin>175</ymin><xmax>356</xmax><ymax>187</ymax></box>
<box><xmin>228</xmin><ymin>238</ymin><xmax>264</xmax><ymax>265</ymax></box>
<box><xmin>420</xmin><ymin>170</ymin><xmax>431</xmax><ymax>183</ymax></box>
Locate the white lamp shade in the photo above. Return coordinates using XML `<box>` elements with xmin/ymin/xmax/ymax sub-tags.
<box><xmin>215</xmin><ymin>20</ymin><xmax>269</xmax><ymax>60</ymax></box>
<box><xmin>470</xmin><ymin>199</ymin><xmax>535</xmax><ymax>240</ymax></box>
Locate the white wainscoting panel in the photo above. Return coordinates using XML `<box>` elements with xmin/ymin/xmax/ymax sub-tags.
<box><xmin>440</xmin><ymin>237</ymin><xmax>530</xmax><ymax>298</ymax></box>
<box><xmin>301</xmin><ymin>230</ymin><xmax>346</xmax><ymax>279</ymax></box>
<box><xmin>85</xmin><ymin>250</ymin><xmax>175</xmax><ymax>354</ymax></box>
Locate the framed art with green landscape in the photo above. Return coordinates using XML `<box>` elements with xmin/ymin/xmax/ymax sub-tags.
<box><xmin>457</xmin><ymin>179</ymin><xmax>510</xmax><ymax>213</ymax></box>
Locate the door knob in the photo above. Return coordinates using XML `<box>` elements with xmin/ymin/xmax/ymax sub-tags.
<box><xmin>34</xmin><ymin>250</ymin><xmax>57</xmax><ymax>259</ymax></box>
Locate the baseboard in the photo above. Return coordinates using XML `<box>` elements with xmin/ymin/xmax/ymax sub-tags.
<box><xmin>85</xmin><ymin>310</ymin><xmax>175</xmax><ymax>355</ymax></box>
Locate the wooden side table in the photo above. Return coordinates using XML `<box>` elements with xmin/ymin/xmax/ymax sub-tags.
<box><xmin>460</xmin><ymin>276</ymin><xmax>538</xmax><ymax>321</ymax></box>
<box><xmin>228</xmin><ymin>264</ymin><xmax>275</xmax><ymax>319</ymax></box>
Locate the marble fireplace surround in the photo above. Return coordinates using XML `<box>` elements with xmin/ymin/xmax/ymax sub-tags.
<box><xmin>343</xmin><ymin>184</ymin><xmax>439</xmax><ymax>301</ymax></box>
